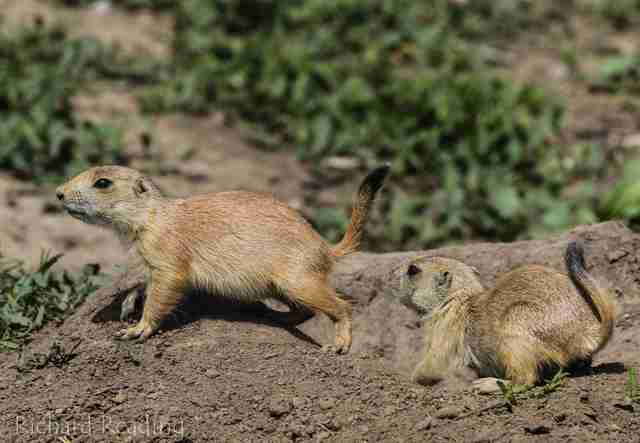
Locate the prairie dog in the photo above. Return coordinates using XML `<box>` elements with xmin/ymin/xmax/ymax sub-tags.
<box><xmin>404</xmin><ymin>242</ymin><xmax>617</xmax><ymax>387</ymax></box>
<box><xmin>56</xmin><ymin>164</ymin><xmax>390</xmax><ymax>352</ymax></box>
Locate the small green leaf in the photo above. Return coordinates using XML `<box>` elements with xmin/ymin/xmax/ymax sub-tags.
<box><xmin>491</xmin><ymin>187</ymin><xmax>521</xmax><ymax>218</ymax></box>
<box><xmin>309</xmin><ymin>114</ymin><xmax>333</xmax><ymax>156</ymax></box>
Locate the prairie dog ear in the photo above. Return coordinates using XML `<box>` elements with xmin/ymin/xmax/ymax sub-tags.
<box><xmin>437</xmin><ymin>270</ymin><xmax>453</xmax><ymax>290</ymax></box>
<box><xmin>133</xmin><ymin>176</ymin><xmax>159</xmax><ymax>198</ymax></box>
<box><xmin>134</xmin><ymin>177</ymin><xmax>148</xmax><ymax>197</ymax></box>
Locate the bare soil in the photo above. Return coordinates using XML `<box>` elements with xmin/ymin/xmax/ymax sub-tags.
<box><xmin>1</xmin><ymin>223</ymin><xmax>639</xmax><ymax>442</ymax></box>
<box><xmin>0</xmin><ymin>2</ymin><xmax>639</xmax><ymax>442</ymax></box>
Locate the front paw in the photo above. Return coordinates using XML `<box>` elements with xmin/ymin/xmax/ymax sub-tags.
<box><xmin>115</xmin><ymin>320</ymin><xmax>156</xmax><ymax>341</ymax></box>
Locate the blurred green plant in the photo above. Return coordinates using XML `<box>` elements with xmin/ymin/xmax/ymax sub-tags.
<box><xmin>590</xmin><ymin>55</ymin><xmax>640</xmax><ymax>94</ymax></box>
<box><xmin>600</xmin><ymin>158</ymin><xmax>640</xmax><ymax>225</ymax></box>
<box><xmin>0</xmin><ymin>252</ymin><xmax>103</xmax><ymax>352</ymax></box>
<box><xmin>311</xmin><ymin>207</ymin><xmax>351</xmax><ymax>244</ymax></box>
<box><xmin>0</xmin><ymin>20</ymin><xmax>126</xmax><ymax>182</ymax></box>
<box><xmin>56</xmin><ymin>0</ymin><xmax>610</xmax><ymax>249</ymax></box>
<box><xmin>582</xmin><ymin>0</ymin><xmax>640</xmax><ymax>29</ymax></box>
<box><xmin>137</xmin><ymin>0</ymin><xmax>604</xmax><ymax>248</ymax></box>
<box><xmin>626</xmin><ymin>367</ymin><xmax>640</xmax><ymax>404</ymax></box>
<box><xmin>441</xmin><ymin>0</ymin><xmax>567</xmax><ymax>40</ymax></box>
<box><xmin>58</xmin><ymin>0</ymin><xmax>175</xmax><ymax>10</ymax></box>
<box><xmin>56</xmin><ymin>0</ymin><xmax>172</xmax><ymax>10</ymax></box>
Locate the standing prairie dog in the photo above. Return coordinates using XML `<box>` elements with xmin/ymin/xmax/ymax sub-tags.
<box><xmin>56</xmin><ymin>164</ymin><xmax>390</xmax><ymax>353</ymax></box>
<box><xmin>403</xmin><ymin>242</ymin><xmax>617</xmax><ymax>387</ymax></box>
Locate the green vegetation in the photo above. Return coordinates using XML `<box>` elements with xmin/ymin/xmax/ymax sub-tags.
<box><xmin>0</xmin><ymin>20</ymin><xmax>126</xmax><ymax>182</ymax></box>
<box><xmin>600</xmin><ymin>159</ymin><xmax>640</xmax><ymax>225</ymax></box>
<box><xmin>496</xmin><ymin>379</ymin><xmax>529</xmax><ymax>409</ymax></box>
<box><xmin>626</xmin><ymin>367</ymin><xmax>640</xmax><ymax>404</ymax></box>
<box><xmin>583</xmin><ymin>0</ymin><xmax>640</xmax><ymax>29</ymax></box>
<box><xmin>590</xmin><ymin>54</ymin><xmax>640</xmax><ymax>94</ymax></box>
<box><xmin>44</xmin><ymin>0</ymin><xmax>640</xmax><ymax>249</ymax></box>
<box><xmin>17</xmin><ymin>340</ymin><xmax>82</xmax><ymax>371</ymax></box>
<box><xmin>125</xmin><ymin>0</ymin><xmax>600</xmax><ymax>248</ymax></box>
<box><xmin>497</xmin><ymin>369</ymin><xmax>568</xmax><ymax>409</ymax></box>
<box><xmin>59</xmin><ymin>0</ymin><xmax>174</xmax><ymax>10</ymax></box>
<box><xmin>583</xmin><ymin>0</ymin><xmax>640</xmax><ymax>97</ymax></box>
<box><xmin>0</xmin><ymin>253</ymin><xmax>102</xmax><ymax>352</ymax></box>
<box><xmin>536</xmin><ymin>369</ymin><xmax>568</xmax><ymax>397</ymax></box>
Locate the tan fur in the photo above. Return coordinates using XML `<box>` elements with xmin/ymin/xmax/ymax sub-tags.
<box><xmin>56</xmin><ymin>165</ymin><xmax>389</xmax><ymax>352</ymax></box>
<box><xmin>401</xmin><ymin>243</ymin><xmax>617</xmax><ymax>386</ymax></box>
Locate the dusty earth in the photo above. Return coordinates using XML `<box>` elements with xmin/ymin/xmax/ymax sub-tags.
<box><xmin>0</xmin><ymin>1</ymin><xmax>639</xmax><ymax>442</ymax></box>
<box><xmin>0</xmin><ymin>223</ymin><xmax>639</xmax><ymax>442</ymax></box>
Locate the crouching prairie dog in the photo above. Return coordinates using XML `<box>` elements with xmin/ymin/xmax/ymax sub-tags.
<box><xmin>56</xmin><ymin>164</ymin><xmax>390</xmax><ymax>353</ymax></box>
<box><xmin>401</xmin><ymin>242</ymin><xmax>617</xmax><ymax>388</ymax></box>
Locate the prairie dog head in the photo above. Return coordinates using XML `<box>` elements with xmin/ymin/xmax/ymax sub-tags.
<box><xmin>56</xmin><ymin>166</ymin><xmax>163</xmax><ymax>234</ymax></box>
<box><xmin>395</xmin><ymin>256</ymin><xmax>483</xmax><ymax>315</ymax></box>
<box><xmin>401</xmin><ymin>266</ymin><xmax>452</xmax><ymax>315</ymax></box>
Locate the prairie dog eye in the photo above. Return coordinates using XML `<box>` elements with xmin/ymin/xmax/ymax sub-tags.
<box><xmin>93</xmin><ymin>178</ymin><xmax>113</xmax><ymax>189</ymax></box>
<box><xmin>407</xmin><ymin>264</ymin><xmax>421</xmax><ymax>277</ymax></box>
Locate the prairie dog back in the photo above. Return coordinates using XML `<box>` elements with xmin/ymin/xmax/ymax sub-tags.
<box><xmin>140</xmin><ymin>191</ymin><xmax>332</xmax><ymax>299</ymax></box>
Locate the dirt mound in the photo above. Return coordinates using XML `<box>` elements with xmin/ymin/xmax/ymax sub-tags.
<box><xmin>300</xmin><ymin>221</ymin><xmax>640</xmax><ymax>377</ymax></box>
<box><xmin>1</xmin><ymin>222</ymin><xmax>639</xmax><ymax>442</ymax></box>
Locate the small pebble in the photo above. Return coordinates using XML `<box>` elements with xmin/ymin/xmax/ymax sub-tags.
<box><xmin>113</xmin><ymin>391</ymin><xmax>128</xmax><ymax>404</ymax></box>
<box><xmin>524</xmin><ymin>422</ymin><xmax>552</xmax><ymax>435</ymax></box>
<box><xmin>319</xmin><ymin>398</ymin><xmax>336</xmax><ymax>411</ymax></box>
<box><xmin>434</xmin><ymin>406</ymin><xmax>462</xmax><ymax>419</ymax></box>
<box><xmin>268</xmin><ymin>396</ymin><xmax>292</xmax><ymax>418</ymax></box>
<box><xmin>414</xmin><ymin>417</ymin><xmax>432</xmax><ymax>431</ymax></box>
<box><xmin>205</xmin><ymin>369</ymin><xmax>221</xmax><ymax>379</ymax></box>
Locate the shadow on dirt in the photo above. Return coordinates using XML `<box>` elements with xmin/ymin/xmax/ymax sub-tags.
<box><xmin>90</xmin><ymin>288</ymin><xmax>322</xmax><ymax>348</ymax></box>
<box><xmin>569</xmin><ymin>361</ymin><xmax>628</xmax><ymax>378</ymax></box>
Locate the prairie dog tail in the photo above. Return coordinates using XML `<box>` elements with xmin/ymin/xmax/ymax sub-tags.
<box><xmin>565</xmin><ymin>241</ymin><xmax>616</xmax><ymax>351</ymax></box>
<box><xmin>331</xmin><ymin>164</ymin><xmax>390</xmax><ymax>257</ymax></box>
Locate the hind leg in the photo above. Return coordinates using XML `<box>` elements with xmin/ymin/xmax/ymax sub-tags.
<box><xmin>282</xmin><ymin>276</ymin><xmax>352</xmax><ymax>353</ymax></box>
<box><xmin>498</xmin><ymin>341</ymin><xmax>542</xmax><ymax>386</ymax></box>
<box><xmin>470</xmin><ymin>361</ymin><xmax>536</xmax><ymax>394</ymax></box>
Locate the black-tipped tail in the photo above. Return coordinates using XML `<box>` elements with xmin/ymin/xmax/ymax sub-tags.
<box><xmin>565</xmin><ymin>241</ymin><xmax>586</xmax><ymax>278</ymax></box>
<box><xmin>331</xmin><ymin>164</ymin><xmax>390</xmax><ymax>257</ymax></box>
<box><xmin>359</xmin><ymin>163</ymin><xmax>391</xmax><ymax>198</ymax></box>
<box><xmin>565</xmin><ymin>240</ymin><xmax>616</xmax><ymax>352</ymax></box>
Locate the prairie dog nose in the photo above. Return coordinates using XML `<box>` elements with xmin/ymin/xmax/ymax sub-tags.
<box><xmin>56</xmin><ymin>188</ymin><xmax>65</xmax><ymax>201</ymax></box>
